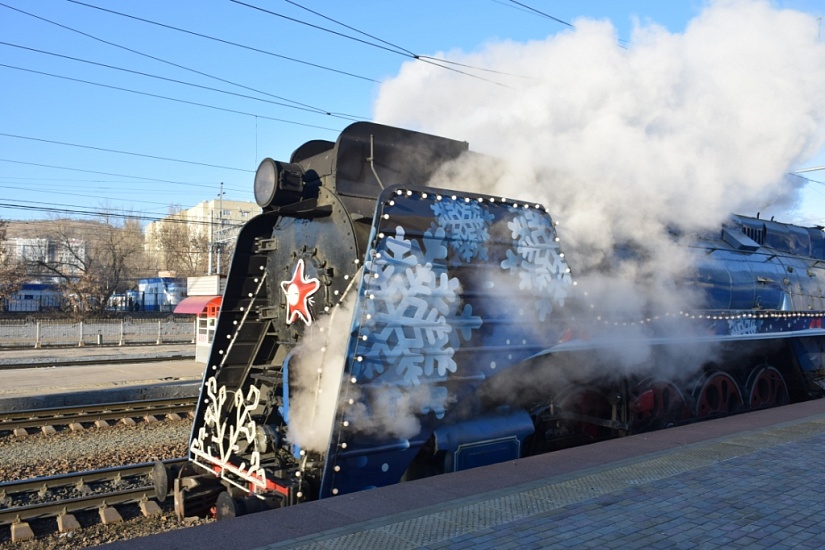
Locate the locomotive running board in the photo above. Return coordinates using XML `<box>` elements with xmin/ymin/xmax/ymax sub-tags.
<box><xmin>535</xmin><ymin>319</ymin><xmax>825</xmax><ymax>357</ymax></box>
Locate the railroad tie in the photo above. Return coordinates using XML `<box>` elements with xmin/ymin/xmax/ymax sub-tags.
<box><xmin>57</xmin><ymin>513</ymin><xmax>81</xmax><ymax>533</ymax></box>
<box><xmin>166</xmin><ymin>413</ymin><xmax>182</xmax><ymax>421</ymax></box>
<box><xmin>12</xmin><ymin>428</ymin><xmax>28</xmax><ymax>437</ymax></box>
<box><xmin>120</xmin><ymin>417</ymin><xmax>137</xmax><ymax>426</ymax></box>
<box><xmin>11</xmin><ymin>521</ymin><xmax>34</xmax><ymax>542</ymax></box>
<box><xmin>99</xmin><ymin>506</ymin><xmax>123</xmax><ymax>524</ymax></box>
<box><xmin>144</xmin><ymin>415</ymin><xmax>158</xmax><ymax>423</ymax></box>
<box><xmin>40</xmin><ymin>425</ymin><xmax>57</xmax><ymax>435</ymax></box>
<box><xmin>140</xmin><ymin>500</ymin><xmax>163</xmax><ymax>516</ymax></box>
<box><xmin>68</xmin><ymin>422</ymin><xmax>84</xmax><ymax>432</ymax></box>
<box><xmin>95</xmin><ymin>420</ymin><xmax>110</xmax><ymax>428</ymax></box>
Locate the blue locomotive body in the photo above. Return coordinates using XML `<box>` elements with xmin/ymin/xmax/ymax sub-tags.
<box><xmin>170</xmin><ymin>122</ymin><xmax>825</xmax><ymax>519</ymax></box>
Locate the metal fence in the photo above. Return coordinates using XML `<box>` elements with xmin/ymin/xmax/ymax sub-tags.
<box><xmin>0</xmin><ymin>318</ymin><xmax>196</xmax><ymax>348</ymax></box>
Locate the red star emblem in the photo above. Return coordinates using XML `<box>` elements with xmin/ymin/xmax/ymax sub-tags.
<box><xmin>280</xmin><ymin>258</ymin><xmax>321</xmax><ymax>326</ymax></box>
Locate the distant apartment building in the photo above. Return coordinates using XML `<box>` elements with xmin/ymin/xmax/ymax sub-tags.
<box><xmin>5</xmin><ymin>237</ymin><xmax>87</xmax><ymax>276</ymax></box>
<box><xmin>144</xmin><ymin>199</ymin><xmax>259</xmax><ymax>275</ymax></box>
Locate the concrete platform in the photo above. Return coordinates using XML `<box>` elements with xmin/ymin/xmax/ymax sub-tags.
<box><xmin>0</xmin><ymin>343</ymin><xmax>195</xmax><ymax>368</ymax></box>
<box><xmin>104</xmin><ymin>398</ymin><xmax>825</xmax><ymax>549</ymax></box>
<box><xmin>0</xmin><ymin>344</ymin><xmax>204</xmax><ymax>410</ymax></box>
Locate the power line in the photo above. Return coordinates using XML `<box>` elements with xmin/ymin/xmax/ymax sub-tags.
<box><xmin>0</xmin><ymin>200</ymin><xmax>246</xmax><ymax>227</ymax></box>
<box><xmin>0</xmin><ymin>2</ymin><xmax>363</xmax><ymax>119</ymax></box>
<box><xmin>0</xmin><ymin>63</ymin><xmax>341</xmax><ymax>132</ymax></box>
<box><xmin>237</xmin><ymin>0</ymin><xmax>412</xmax><ymax>57</ymax></box>
<box><xmin>0</xmin><ymin>40</ymin><xmax>363</xmax><ymax>121</ymax></box>
<box><xmin>0</xmin><ymin>132</ymin><xmax>253</xmax><ymax>173</ymax></box>
<box><xmin>494</xmin><ymin>1</ymin><xmax>628</xmax><ymax>47</ymax></box>
<box><xmin>231</xmin><ymin>0</ymin><xmax>522</xmax><ymax>86</ymax></box>
<box><xmin>507</xmin><ymin>0</ymin><xmax>573</xmax><ymax>28</ymax></box>
<box><xmin>0</xmin><ymin>158</ymin><xmax>231</xmax><ymax>188</ymax></box>
<box><xmin>65</xmin><ymin>0</ymin><xmax>380</xmax><ymax>83</ymax></box>
<box><xmin>0</xmin><ymin>177</ymin><xmax>246</xmax><ymax>195</ymax></box>
<box><xmin>0</xmin><ymin>176</ymin><xmax>210</xmax><ymax>184</ymax></box>
<box><xmin>0</xmin><ymin>183</ymin><xmax>199</xmax><ymax>210</ymax></box>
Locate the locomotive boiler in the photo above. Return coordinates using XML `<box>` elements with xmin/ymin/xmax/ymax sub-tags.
<box><xmin>160</xmin><ymin>122</ymin><xmax>825</xmax><ymax>519</ymax></box>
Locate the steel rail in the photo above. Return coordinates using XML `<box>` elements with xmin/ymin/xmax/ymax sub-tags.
<box><xmin>0</xmin><ymin>458</ymin><xmax>187</xmax><ymax>525</ymax></box>
<box><xmin>0</xmin><ymin>397</ymin><xmax>198</xmax><ymax>431</ymax></box>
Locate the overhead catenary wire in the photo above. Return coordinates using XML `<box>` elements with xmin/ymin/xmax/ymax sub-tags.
<box><xmin>0</xmin><ymin>132</ymin><xmax>253</xmax><ymax>173</ymax></box>
<box><xmin>281</xmin><ymin>0</ymin><xmax>526</xmax><ymax>79</ymax></box>
<box><xmin>230</xmin><ymin>0</ymin><xmax>523</xmax><ymax>86</ymax></box>
<box><xmin>0</xmin><ymin>0</ymin><xmax>558</xmax><ymax>223</ymax></box>
<box><xmin>0</xmin><ymin>2</ymin><xmax>362</xmax><ymax>119</ymax></box>
<box><xmin>495</xmin><ymin>0</ymin><xmax>628</xmax><ymax>46</ymax></box>
<box><xmin>0</xmin><ymin>183</ymin><xmax>220</xmax><ymax>209</ymax></box>
<box><xmin>0</xmin><ymin>41</ymin><xmax>365</xmax><ymax>122</ymax></box>
<box><xmin>507</xmin><ymin>0</ymin><xmax>574</xmax><ymax>28</ymax></box>
<box><xmin>65</xmin><ymin>0</ymin><xmax>380</xmax><ymax>83</ymax></box>
<box><xmin>0</xmin><ymin>201</ymin><xmax>245</xmax><ymax>227</ymax></box>
<box><xmin>0</xmin><ymin>63</ymin><xmax>341</xmax><ymax>132</ymax></box>
<box><xmin>0</xmin><ymin>158</ymin><xmax>238</xmax><ymax>189</ymax></box>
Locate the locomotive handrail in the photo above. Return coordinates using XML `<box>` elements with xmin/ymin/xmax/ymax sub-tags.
<box><xmin>217</xmin><ymin>271</ymin><xmax>267</xmax><ymax>370</ymax></box>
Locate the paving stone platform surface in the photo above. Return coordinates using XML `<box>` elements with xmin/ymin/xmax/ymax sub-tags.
<box><xmin>106</xmin><ymin>398</ymin><xmax>825</xmax><ymax>549</ymax></box>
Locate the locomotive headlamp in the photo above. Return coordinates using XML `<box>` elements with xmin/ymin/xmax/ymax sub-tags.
<box><xmin>254</xmin><ymin>158</ymin><xmax>306</xmax><ymax>209</ymax></box>
<box><xmin>254</xmin><ymin>158</ymin><xmax>277</xmax><ymax>208</ymax></box>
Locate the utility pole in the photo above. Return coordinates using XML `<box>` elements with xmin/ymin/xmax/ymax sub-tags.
<box><xmin>217</xmin><ymin>182</ymin><xmax>225</xmax><ymax>275</ymax></box>
<box><xmin>207</xmin><ymin>209</ymin><xmax>213</xmax><ymax>276</ymax></box>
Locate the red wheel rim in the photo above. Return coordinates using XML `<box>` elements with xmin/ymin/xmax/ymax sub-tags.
<box><xmin>748</xmin><ymin>367</ymin><xmax>788</xmax><ymax>409</ymax></box>
<box><xmin>695</xmin><ymin>372</ymin><xmax>742</xmax><ymax>417</ymax></box>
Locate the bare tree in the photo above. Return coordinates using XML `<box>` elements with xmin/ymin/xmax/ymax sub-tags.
<box><xmin>153</xmin><ymin>207</ymin><xmax>210</xmax><ymax>277</ymax></box>
<box><xmin>0</xmin><ymin>219</ymin><xmax>28</xmax><ymax>310</ymax></box>
<box><xmin>24</xmin><ymin>214</ymin><xmax>147</xmax><ymax>319</ymax></box>
<box><xmin>95</xmin><ymin>211</ymin><xmax>149</xmax><ymax>294</ymax></box>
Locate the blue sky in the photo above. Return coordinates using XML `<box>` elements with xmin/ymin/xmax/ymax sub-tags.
<box><xmin>1</xmin><ymin>0</ymin><xmax>823</xmax><ymax>226</ymax></box>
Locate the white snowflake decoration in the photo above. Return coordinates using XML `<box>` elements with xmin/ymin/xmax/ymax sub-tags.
<box><xmin>357</xmin><ymin>226</ymin><xmax>482</xmax><ymax>385</ymax></box>
<box><xmin>728</xmin><ymin>318</ymin><xmax>760</xmax><ymax>335</ymax></box>
<box><xmin>501</xmin><ymin>209</ymin><xmax>572</xmax><ymax>321</ymax></box>
<box><xmin>430</xmin><ymin>200</ymin><xmax>494</xmax><ymax>262</ymax></box>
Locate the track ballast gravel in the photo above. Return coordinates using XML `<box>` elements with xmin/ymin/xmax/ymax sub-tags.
<box><xmin>0</xmin><ymin>418</ymin><xmax>213</xmax><ymax>548</ymax></box>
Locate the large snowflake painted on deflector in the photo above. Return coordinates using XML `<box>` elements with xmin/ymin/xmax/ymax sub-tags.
<box><xmin>501</xmin><ymin>209</ymin><xmax>572</xmax><ymax>321</ymax></box>
<box><xmin>354</xmin><ymin>226</ymin><xmax>482</xmax><ymax>385</ymax></box>
<box><xmin>430</xmin><ymin>199</ymin><xmax>494</xmax><ymax>263</ymax></box>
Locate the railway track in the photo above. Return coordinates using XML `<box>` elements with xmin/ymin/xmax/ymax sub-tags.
<box><xmin>0</xmin><ymin>396</ymin><xmax>198</xmax><ymax>435</ymax></box>
<box><xmin>0</xmin><ymin>458</ymin><xmax>187</xmax><ymax>541</ymax></box>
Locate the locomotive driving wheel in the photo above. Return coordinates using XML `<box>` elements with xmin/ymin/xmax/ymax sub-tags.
<box><xmin>746</xmin><ymin>366</ymin><xmax>789</xmax><ymax>409</ymax></box>
<box><xmin>693</xmin><ymin>371</ymin><xmax>743</xmax><ymax>417</ymax></box>
<box><xmin>631</xmin><ymin>380</ymin><xmax>690</xmax><ymax>430</ymax></box>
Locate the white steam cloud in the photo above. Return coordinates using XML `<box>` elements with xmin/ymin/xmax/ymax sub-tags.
<box><xmin>375</xmin><ymin>0</ymin><xmax>825</xmax><ymax>261</ymax></box>
<box><xmin>286</xmin><ymin>293</ymin><xmax>354</xmax><ymax>452</ymax></box>
<box><xmin>289</xmin><ymin>2</ymin><xmax>825</xmax><ymax>448</ymax></box>
<box><xmin>373</xmin><ymin>0</ymin><xmax>825</xmax><ymax>376</ymax></box>
<box><xmin>286</xmin><ymin>291</ymin><xmax>454</xmax><ymax>450</ymax></box>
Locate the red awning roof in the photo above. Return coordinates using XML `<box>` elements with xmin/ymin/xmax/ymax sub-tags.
<box><xmin>174</xmin><ymin>295</ymin><xmax>221</xmax><ymax>314</ymax></box>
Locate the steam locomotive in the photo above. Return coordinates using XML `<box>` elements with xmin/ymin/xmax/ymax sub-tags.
<box><xmin>159</xmin><ymin>122</ymin><xmax>825</xmax><ymax>519</ymax></box>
